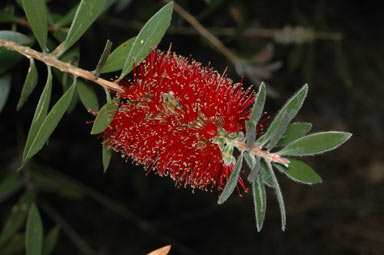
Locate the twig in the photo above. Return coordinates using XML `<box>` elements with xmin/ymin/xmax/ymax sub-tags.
<box><xmin>0</xmin><ymin>39</ymin><xmax>123</xmax><ymax>93</ymax></box>
<box><xmin>40</xmin><ymin>200</ymin><xmax>97</xmax><ymax>255</ymax></box>
<box><xmin>115</xmin><ymin>20</ymin><xmax>342</xmax><ymax>41</ymax></box>
<box><xmin>163</xmin><ymin>0</ymin><xmax>281</xmax><ymax>98</ymax></box>
<box><xmin>18</xmin><ymin>18</ymin><xmax>70</xmax><ymax>33</ymax></box>
<box><xmin>164</xmin><ymin>0</ymin><xmax>238</xmax><ymax>65</ymax></box>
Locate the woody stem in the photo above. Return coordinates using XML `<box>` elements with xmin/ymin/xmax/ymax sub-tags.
<box><xmin>0</xmin><ymin>39</ymin><xmax>124</xmax><ymax>93</ymax></box>
<box><xmin>231</xmin><ymin>140</ymin><xmax>289</xmax><ymax>165</ymax></box>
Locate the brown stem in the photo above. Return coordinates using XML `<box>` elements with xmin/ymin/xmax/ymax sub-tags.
<box><xmin>116</xmin><ymin>20</ymin><xmax>342</xmax><ymax>41</ymax></box>
<box><xmin>164</xmin><ymin>0</ymin><xmax>238</xmax><ymax>65</ymax></box>
<box><xmin>231</xmin><ymin>139</ymin><xmax>289</xmax><ymax>165</ymax></box>
<box><xmin>0</xmin><ymin>39</ymin><xmax>124</xmax><ymax>93</ymax></box>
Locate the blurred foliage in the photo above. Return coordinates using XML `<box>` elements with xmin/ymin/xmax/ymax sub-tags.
<box><xmin>0</xmin><ymin>0</ymin><xmax>383</xmax><ymax>254</ymax></box>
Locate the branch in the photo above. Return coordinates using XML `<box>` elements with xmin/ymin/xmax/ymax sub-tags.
<box><xmin>0</xmin><ymin>39</ymin><xmax>124</xmax><ymax>93</ymax></box>
<box><xmin>164</xmin><ymin>0</ymin><xmax>238</xmax><ymax>65</ymax></box>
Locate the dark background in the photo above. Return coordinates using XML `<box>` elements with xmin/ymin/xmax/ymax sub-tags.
<box><xmin>1</xmin><ymin>0</ymin><xmax>384</xmax><ymax>254</ymax></box>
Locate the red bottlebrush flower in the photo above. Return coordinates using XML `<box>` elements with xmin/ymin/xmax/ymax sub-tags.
<box><xmin>102</xmin><ymin>48</ymin><xmax>257</xmax><ymax>192</ymax></box>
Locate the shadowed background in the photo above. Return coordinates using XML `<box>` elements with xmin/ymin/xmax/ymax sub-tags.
<box><xmin>1</xmin><ymin>0</ymin><xmax>383</xmax><ymax>254</ymax></box>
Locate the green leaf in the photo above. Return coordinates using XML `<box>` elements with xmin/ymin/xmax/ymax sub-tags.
<box><xmin>0</xmin><ymin>234</ymin><xmax>25</xmax><ymax>255</ymax></box>
<box><xmin>90</xmin><ymin>99</ymin><xmax>118</xmax><ymax>135</ymax></box>
<box><xmin>246</xmin><ymin>83</ymin><xmax>266</xmax><ymax>148</ymax></box>
<box><xmin>119</xmin><ymin>2</ymin><xmax>173</xmax><ymax>79</ymax></box>
<box><xmin>42</xmin><ymin>226</ymin><xmax>60</xmax><ymax>255</ymax></box>
<box><xmin>21</xmin><ymin>0</ymin><xmax>48</xmax><ymax>51</ymax></box>
<box><xmin>0</xmin><ymin>74</ymin><xmax>11</xmax><ymax>114</ymax></box>
<box><xmin>276</xmin><ymin>122</ymin><xmax>312</xmax><ymax>146</ymax></box>
<box><xmin>260</xmin><ymin>160</ymin><xmax>273</xmax><ymax>187</ymax></box>
<box><xmin>77</xmin><ymin>80</ymin><xmax>99</xmax><ymax>112</ymax></box>
<box><xmin>0</xmin><ymin>50</ymin><xmax>23</xmax><ymax>75</ymax></box>
<box><xmin>102</xmin><ymin>146</ymin><xmax>112</xmax><ymax>173</ymax></box>
<box><xmin>256</xmin><ymin>84</ymin><xmax>308</xmax><ymax>148</ymax></box>
<box><xmin>252</xmin><ymin>173</ymin><xmax>267</xmax><ymax>232</ymax></box>
<box><xmin>0</xmin><ymin>31</ymin><xmax>33</xmax><ymax>75</ymax></box>
<box><xmin>265</xmin><ymin>111</ymin><xmax>289</xmax><ymax>150</ymax></box>
<box><xmin>0</xmin><ymin>11</ymin><xmax>20</xmax><ymax>23</ymax></box>
<box><xmin>60</xmin><ymin>0</ymin><xmax>107</xmax><ymax>55</ymax></box>
<box><xmin>245</xmin><ymin>121</ymin><xmax>256</xmax><ymax>148</ymax></box>
<box><xmin>218</xmin><ymin>153</ymin><xmax>243</xmax><ymax>204</ymax></box>
<box><xmin>279</xmin><ymin>131</ymin><xmax>352</xmax><ymax>156</ymax></box>
<box><xmin>26</xmin><ymin>204</ymin><xmax>43</xmax><ymax>255</ymax></box>
<box><xmin>0</xmin><ymin>30</ymin><xmax>33</xmax><ymax>44</ymax></box>
<box><xmin>274</xmin><ymin>158</ymin><xmax>322</xmax><ymax>184</ymax></box>
<box><xmin>16</xmin><ymin>58</ymin><xmax>38</xmax><ymax>111</ymax></box>
<box><xmin>265</xmin><ymin>160</ymin><xmax>286</xmax><ymax>231</ymax></box>
<box><xmin>24</xmin><ymin>79</ymin><xmax>77</xmax><ymax>160</ymax></box>
<box><xmin>23</xmin><ymin>67</ymin><xmax>53</xmax><ymax>161</ymax></box>
<box><xmin>243</xmin><ymin>150</ymin><xmax>255</xmax><ymax>169</ymax></box>
<box><xmin>248</xmin><ymin>83</ymin><xmax>266</xmax><ymax>124</ymax></box>
<box><xmin>247</xmin><ymin>156</ymin><xmax>260</xmax><ymax>183</ymax></box>
<box><xmin>0</xmin><ymin>189</ymin><xmax>37</xmax><ymax>247</ymax></box>
<box><xmin>52</xmin><ymin>46</ymin><xmax>79</xmax><ymax>87</ymax></box>
<box><xmin>101</xmin><ymin>37</ymin><xmax>136</xmax><ymax>73</ymax></box>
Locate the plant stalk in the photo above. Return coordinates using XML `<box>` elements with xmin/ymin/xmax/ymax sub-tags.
<box><xmin>0</xmin><ymin>39</ymin><xmax>124</xmax><ymax>93</ymax></box>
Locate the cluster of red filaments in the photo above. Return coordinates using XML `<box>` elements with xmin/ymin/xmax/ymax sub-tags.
<box><xmin>102</xmin><ymin>49</ymin><xmax>258</xmax><ymax>192</ymax></box>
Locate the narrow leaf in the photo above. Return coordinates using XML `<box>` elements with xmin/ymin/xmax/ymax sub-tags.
<box><xmin>16</xmin><ymin>58</ymin><xmax>38</xmax><ymax>111</ymax></box>
<box><xmin>0</xmin><ymin>30</ymin><xmax>34</xmax><ymax>45</ymax></box>
<box><xmin>246</xmin><ymin>83</ymin><xmax>266</xmax><ymax>147</ymax></box>
<box><xmin>249</xmin><ymin>83</ymin><xmax>266</xmax><ymax>124</ymax></box>
<box><xmin>102</xmin><ymin>146</ymin><xmax>112</xmax><ymax>173</ymax></box>
<box><xmin>0</xmin><ymin>31</ymin><xmax>33</xmax><ymax>74</ymax></box>
<box><xmin>245</xmin><ymin>121</ymin><xmax>256</xmax><ymax>148</ymax></box>
<box><xmin>23</xmin><ymin>67</ymin><xmax>53</xmax><ymax>161</ymax></box>
<box><xmin>265</xmin><ymin>111</ymin><xmax>289</xmax><ymax>150</ymax></box>
<box><xmin>21</xmin><ymin>0</ymin><xmax>47</xmax><ymax>51</ymax></box>
<box><xmin>0</xmin><ymin>50</ymin><xmax>23</xmax><ymax>75</ymax></box>
<box><xmin>26</xmin><ymin>204</ymin><xmax>43</xmax><ymax>255</ymax></box>
<box><xmin>218</xmin><ymin>153</ymin><xmax>243</xmax><ymax>204</ymax></box>
<box><xmin>260</xmin><ymin>160</ymin><xmax>273</xmax><ymax>187</ymax></box>
<box><xmin>101</xmin><ymin>37</ymin><xmax>136</xmax><ymax>73</ymax></box>
<box><xmin>76</xmin><ymin>80</ymin><xmax>99</xmax><ymax>112</ymax></box>
<box><xmin>60</xmin><ymin>0</ymin><xmax>107</xmax><ymax>54</ymax></box>
<box><xmin>0</xmin><ymin>74</ymin><xmax>11</xmax><ymax>114</ymax></box>
<box><xmin>279</xmin><ymin>131</ymin><xmax>352</xmax><ymax>156</ymax></box>
<box><xmin>0</xmin><ymin>189</ymin><xmax>37</xmax><ymax>247</ymax></box>
<box><xmin>42</xmin><ymin>226</ymin><xmax>60</xmax><ymax>255</ymax></box>
<box><xmin>274</xmin><ymin>158</ymin><xmax>322</xmax><ymax>184</ymax></box>
<box><xmin>90</xmin><ymin>99</ymin><xmax>118</xmax><ymax>135</ymax></box>
<box><xmin>256</xmin><ymin>84</ymin><xmax>308</xmax><ymax>147</ymax></box>
<box><xmin>24</xmin><ymin>79</ymin><xmax>77</xmax><ymax>160</ymax></box>
<box><xmin>276</xmin><ymin>122</ymin><xmax>312</xmax><ymax>146</ymax></box>
<box><xmin>243</xmin><ymin>150</ymin><xmax>255</xmax><ymax>169</ymax></box>
<box><xmin>265</xmin><ymin>160</ymin><xmax>286</xmax><ymax>231</ymax></box>
<box><xmin>247</xmin><ymin>156</ymin><xmax>260</xmax><ymax>183</ymax></box>
<box><xmin>252</xmin><ymin>173</ymin><xmax>267</xmax><ymax>232</ymax></box>
<box><xmin>119</xmin><ymin>2</ymin><xmax>173</xmax><ymax>79</ymax></box>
